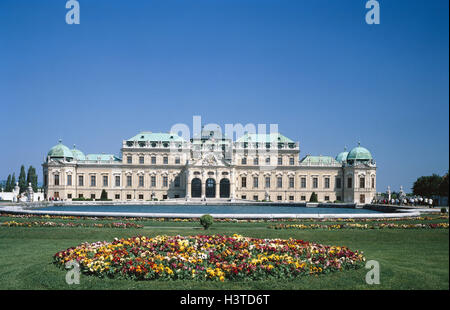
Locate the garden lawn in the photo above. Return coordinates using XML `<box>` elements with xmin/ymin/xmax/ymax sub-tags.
<box><xmin>0</xmin><ymin>219</ymin><xmax>448</xmax><ymax>290</ymax></box>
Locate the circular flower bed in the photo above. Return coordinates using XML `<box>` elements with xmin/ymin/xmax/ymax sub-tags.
<box><xmin>53</xmin><ymin>234</ymin><xmax>365</xmax><ymax>281</ymax></box>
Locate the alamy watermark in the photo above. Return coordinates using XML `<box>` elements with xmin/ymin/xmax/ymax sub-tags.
<box><xmin>66</xmin><ymin>0</ymin><xmax>80</xmax><ymax>25</ymax></box>
<box><xmin>365</xmin><ymin>260</ymin><xmax>380</xmax><ymax>285</ymax></box>
<box><xmin>65</xmin><ymin>260</ymin><xmax>80</xmax><ymax>285</ymax></box>
<box><xmin>365</xmin><ymin>0</ymin><xmax>380</xmax><ymax>25</ymax></box>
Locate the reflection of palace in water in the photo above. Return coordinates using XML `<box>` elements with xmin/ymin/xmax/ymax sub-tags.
<box><xmin>43</xmin><ymin>129</ymin><xmax>377</xmax><ymax>204</ymax></box>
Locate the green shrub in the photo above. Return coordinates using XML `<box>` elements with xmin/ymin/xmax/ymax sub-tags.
<box><xmin>200</xmin><ymin>214</ymin><xmax>214</xmax><ymax>230</ymax></box>
<box><xmin>100</xmin><ymin>189</ymin><xmax>108</xmax><ymax>201</ymax></box>
<box><xmin>309</xmin><ymin>192</ymin><xmax>318</xmax><ymax>202</ymax></box>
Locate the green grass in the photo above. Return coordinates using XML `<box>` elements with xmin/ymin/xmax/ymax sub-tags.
<box><xmin>0</xmin><ymin>215</ymin><xmax>448</xmax><ymax>290</ymax></box>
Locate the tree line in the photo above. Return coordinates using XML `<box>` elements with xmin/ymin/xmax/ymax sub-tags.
<box><xmin>412</xmin><ymin>172</ymin><xmax>449</xmax><ymax>198</ymax></box>
<box><xmin>3</xmin><ymin>165</ymin><xmax>38</xmax><ymax>193</ymax></box>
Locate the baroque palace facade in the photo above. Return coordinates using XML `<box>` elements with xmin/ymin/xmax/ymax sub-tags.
<box><xmin>43</xmin><ymin>130</ymin><xmax>377</xmax><ymax>204</ymax></box>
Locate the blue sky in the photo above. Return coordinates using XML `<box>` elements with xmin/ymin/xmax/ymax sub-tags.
<box><xmin>0</xmin><ymin>0</ymin><xmax>448</xmax><ymax>192</ymax></box>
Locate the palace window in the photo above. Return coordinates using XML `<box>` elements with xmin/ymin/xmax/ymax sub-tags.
<box><xmin>90</xmin><ymin>175</ymin><xmax>96</xmax><ymax>187</ymax></box>
<box><xmin>163</xmin><ymin>176</ymin><xmax>168</xmax><ymax>187</ymax></box>
<box><xmin>78</xmin><ymin>175</ymin><xmax>84</xmax><ymax>187</ymax></box>
<box><xmin>253</xmin><ymin>177</ymin><xmax>259</xmax><ymax>188</ymax></box>
<box><xmin>312</xmin><ymin>177</ymin><xmax>318</xmax><ymax>189</ymax></box>
<box><xmin>253</xmin><ymin>195</ymin><xmax>258</xmax><ymax>201</ymax></box>
<box><xmin>360</xmin><ymin>177</ymin><xmax>365</xmax><ymax>189</ymax></box>
<box><xmin>163</xmin><ymin>156</ymin><xmax>168</xmax><ymax>165</ymax></box>
<box><xmin>151</xmin><ymin>156</ymin><xmax>156</xmax><ymax>164</ymax></box>
<box><xmin>115</xmin><ymin>194</ymin><xmax>120</xmax><ymax>200</ymax></box>
<box><xmin>139</xmin><ymin>194</ymin><xmax>144</xmax><ymax>200</ymax></box>
<box><xmin>242</xmin><ymin>195</ymin><xmax>247</xmax><ymax>200</ymax></box>
<box><xmin>175</xmin><ymin>157</ymin><xmax>180</xmax><ymax>164</ymax></box>
<box><xmin>289</xmin><ymin>157</ymin><xmax>295</xmax><ymax>165</ymax></box>
<box><xmin>78</xmin><ymin>194</ymin><xmax>83</xmax><ymax>199</ymax></box>
<box><xmin>253</xmin><ymin>157</ymin><xmax>259</xmax><ymax>165</ymax></box>
<box><xmin>174</xmin><ymin>176</ymin><xmax>180</xmax><ymax>187</ymax></box>
<box><xmin>67</xmin><ymin>175</ymin><xmax>72</xmax><ymax>186</ymax></box>
<box><xmin>127</xmin><ymin>194</ymin><xmax>132</xmax><ymax>200</ymax></box>
<box><xmin>289</xmin><ymin>177</ymin><xmax>294</xmax><ymax>188</ymax></box>
<box><xmin>241</xmin><ymin>177</ymin><xmax>247</xmax><ymax>188</ymax></box>
<box><xmin>151</xmin><ymin>176</ymin><xmax>156</xmax><ymax>187</ymax></box>
<box><xmin>278</xmin><ymin>157</ymin><xmax>283</xmax><ymax>165</ymax></box>
<box><xmin>91</xmin><ymin>194</ymin><xmax>95</xmax><ymax>200</ymax></box>
<box><xmin>372</xmin><ymin>177</ymin><xmax>375</xmax><ymax>189</ymax></box>
<box><xmin>277</xmin><ymin>177</ymin><xmax>282</xmax><ymax>188</ymax></box>
<box><xmin>103</xmin><ymin>176</ymin><xmax>108</xmax><ymax>187</ymax></box>
<box><xmin>265</xmin><ymin>157</ymin><xmax>271</xmax><ymax>165</ymax></box>
<box><xmin>139</xmin><ymin>175</ymin><xmax>144</xmax><ymax>187</ymax></box>
<box><xmin>324</xmin><ymin>177</ymin><xmax>330</xmax><ymax>189</ymax></box>
<box><xmin>127</xmin><ymin>156</ymin><xmax>132</xmax><ymax>164</ymax></box>
<box><xmin>265</xmin><ymin>177</ymin><xmax>271</xmax><ymax>188</ymax></box>
<box><xmin>336</xmin><ymin>177</ymin><xmax>342</xmax><ymax>189</ymax></box>
<box><xmin>301</xmin><ymin>195</ymin><xmax>306</xmax><ymax>201</ymax></box>
<box><xmin>347</xmin><ymin>177</ymin><xmax>352</xmax><ymax>188</ymax></box>
<box><xmin>301</xmin><ymin>177</ymin><xmax>306</xmax><ymax>188</ymax></box>
<box><xmin>337</xmin><ymin>195</ymin><xmax>341</xmax><ymax>201</ymax></box>
<box><xmin>127</xmin><ymin>176</ymin><xmax>132</xmax><ymax>187</ymax></box>
<box><xmin>139</xmin><ymin>156</ymin><xmax>144</xmax><ymax>164</ymax></box>
<box><xmin>115</xmin><ymin>176</ymin><xmax>120</xmax><ymax>187</ymax></box>
<box><xmin>241</xmin><ymin>158</ymin><xmax>247</xmax><ymax>165</ymax></box>
<box><xmin>325</xmin><ymin>195</ymin><xmax>330</xmax><ymax>201</ymax></box>
<box><xmin>54</xmin><ymin>174</ymin><xmax>60</xmax><ymax>186</ymax></box>
<box><xmin>277</xmin><ymin>195</ymin><xmax>282</xmax><ymax>201</ymax></box>
<box><xmin>67</xmin><ymin>193</ymin><xmax>72</xmax><ymax>199</ymax></box>
<box><xmin>289</xmin><ymin>196</ymin><xmax>294</xmax><ymax>201</ymax></box>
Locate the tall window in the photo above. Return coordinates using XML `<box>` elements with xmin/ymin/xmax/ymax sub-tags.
<box><xmin>336</xmin><ymin>177</ymin><xmax>342</xmax><ymax>189</ymax></box>
<box><xmin>151</xmin><ymin>156</ymin><xmax>156</xmax><ymax>164</ymax></box>
<box><xmin>54</xmin><ymin>174</ymin><xmax>60</xmax><ymax>186</ymax></box>
<box><xmin>67</xmin><ymin>175</ymin><xmax>72</xmax><ymax>186</ymax></box>
<box><xmin>139</xmin><ymin>175</ymin><xmax>144</xmax><ymax>187</ymax></box>
<box><xmin>277</xmin><ymin>157</ymin><xmax>283</xmax><ymax>165</ymax></box>
<box><xmin>301</xmin><ymin>177</ymin><xmax>306</xmax><ymax>188</ymax></box>
<box><xmin>312</xmin><ymin>177</ymin><xmax>318</xmax><ymax>189</ymax></box>
<box><xmin>174</xmin><ymin>176</ymin><xmax>180</xmax><ymax>187</ymax></box>
<box><xmin>127</xmin><ymin>156</ymin><xmax>132</xmax><ymax>164</ymax></box>
<box><xmin>253</xmin><ymin>177</ymin><xmax>259</xmax><ymax>188</ymax></box>
<box><xmin>175</xmin><ymin>157</ymin><xmax>180</xmax><ymax>164</ymax></box>
<box><xmin>163</xmin><ymin>156</ymin><xmax>168</xmax><ymax>164</ymax></box>
<box><xmin>265</xmin><ymin>157</ymin><xmax>271</xmax><ymax>165</ymax></box>
<box><xmin>163</xmin><ymin>176</ymin><xmax>168</xmax><ymax>187</ymax></box>
<box><xmin>151</xmin><ymin>176</ymin><xmax>156</xmax><ymax>187</ymax></box>
<box><xmin>241</xmin><ymin>158</ymin><xmax>247</xmax><ymax>165</ymax></box>
<box><xmin>289</xmin><ymin>157</ymin><xmax>295</xmax><ymax>165</ymax></box>
<box><xmin>265</xmin><ymin>177</ymin><xmax>271</xmax><ymax>188</ymax></box>
<box><xmin>253</xmin><ymin>157</ymin><xmax>259</xmax><ymax>165</ymax></box>
<box><xmin>115</xmin><ymin>176</ymin><xmax>120</xmax><ymax>187</ymax></box>
<box><xmin>289</xmin><ymin>177</ymin><xmax>294</xmax><ymax>188</ymax></box>
<box><xmin>103</xmin><ymin>175</ymin><xmax>108</xmax><ymax>187</ymax></box>
<box><xmin>78</xmin><ymin>175</ymin><xmax>84</xmax><ymax>187</ymax></box>
<box><xmin>90</xmin><ymin>175</ymin><xmax>96</xmax><ymax>187</ymax></box>
<box><xmin>324</xmin><ymin>177</ymin><xmax>330</xmax><ymax>189</ymax></box>
<box><xmin>371</xmin><ymin>177</ymin><xmax>375</xmax><ymax>189</ymax></box>
<box><xmin>360</xmin><ymin>177</ymin><xmax>365</xmax><ymax>189</ymax></box>
<box><xmin>347</xmin><ymin>177</ymin><xmax>352</xmax><ymax>188</ymax></box>
<box><xmin>127</xmin><ymin>175</ymin><xmax>132</xmax><ymax>187</ymax></box>
<box><xmin>277</xmin><ymin>177</ymin><xmax>282</xmax><ymax>188</ymax></box>
<box><xmin>139</xmin><ymin>156</ymin><xmax>144</xmax><ymax>164</ymax></box>
<box><xmin>241</xmin><ymin>177</ymin><xmax>247</xmax><ymax>188</ymax></box>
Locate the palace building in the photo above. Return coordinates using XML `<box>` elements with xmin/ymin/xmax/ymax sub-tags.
<box><xmin>42</xmin><ymin>130</ymin><xmax>377</xmax><ymax>204</ymax></box>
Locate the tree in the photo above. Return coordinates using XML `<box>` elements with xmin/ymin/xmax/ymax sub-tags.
<box><xmin>11</xmin><ymin>173</ymin><xmax>16</xmax><ymax>190</ymax></box>
<box><xmin>100</xmin><ymin>189</ymin><xmax>108</xmax><ymax>201</ymax></box>
<box><xmin>18</xmin><ymin>165</ymin><xmax>27</xmax><ymax>193</ymax></box>
<box><xmin>27</xmin><ymin>166</ymin><xmax>38</xmax><ymax>192</ymax></box>
<box><xmin>4</xmin><ymin>174</ymin><xmax>11</xmax><ymax>192</ymax></box>
<box><xmin>309</xmin><ymin>192</ymin><xmax>318</xmax><ymax>202</ymax></box>
<box><xmin>412</xmin><ymin>174</ymin><xmax>443</xmax><ymax>197</ymax></box>
<box><xmin>200</xmin><ymin>214</ymin><xmax>214</xmax><ymax>230</ymax></box>
<box><xmin>439</xmin><ymin>172</ymin><xmax>449</xmax><ymax>198</ymax></box>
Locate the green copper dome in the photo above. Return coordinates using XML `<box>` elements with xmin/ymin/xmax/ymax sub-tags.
<box><xmin>335</xmin><ymin>147</ymin><xmax>349</xmax><ymax>163</ymax></box>
<box><xmin>47</xmin><ymin>140</ymin><xmax>73</xmax><ymax>159</ymax></box>
<box><xmin>347</xmin><ymin>143</ymin><xmax>372</xmax><ymax>162</ymax></box>
<box><xmin>71</xmin><ymin>145</ymin><xmax>86</xmax><ymax>161</ymax></box>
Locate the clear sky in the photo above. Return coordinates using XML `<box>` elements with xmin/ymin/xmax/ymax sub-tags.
<box><xmin>0</xmin><ymin>0</ymin><xmax>448</xmax><ymax>192</ymax></box>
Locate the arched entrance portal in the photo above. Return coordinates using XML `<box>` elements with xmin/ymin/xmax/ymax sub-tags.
<box><xmin>220</xmin><ymin>178</ymin><xmax>230</xmax><ymax>198</ymax></box>
<box><xmin>191</xmin><ymin>178</ymin><xmax>202</xmax><ymax>198</ymax></box>
<box><xmin>205</xmin><ymin>178</ymin><xmax>216</xmax><ymax>198</ymax></box>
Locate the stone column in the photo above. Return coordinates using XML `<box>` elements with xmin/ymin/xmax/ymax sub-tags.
<box><xmin>215</xmin><ymin>179</ymin><xmax>220</xmax><ymax>198</ymax></box>
<box><xmin>185</xmin><ymin>171</ymin><xmax>191</xmax><ymax>200</ymax></box>
<box><xmin>230</xmin><ymin>170</ymin><xmax>235</xmax><ymax>200</ymax></box>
